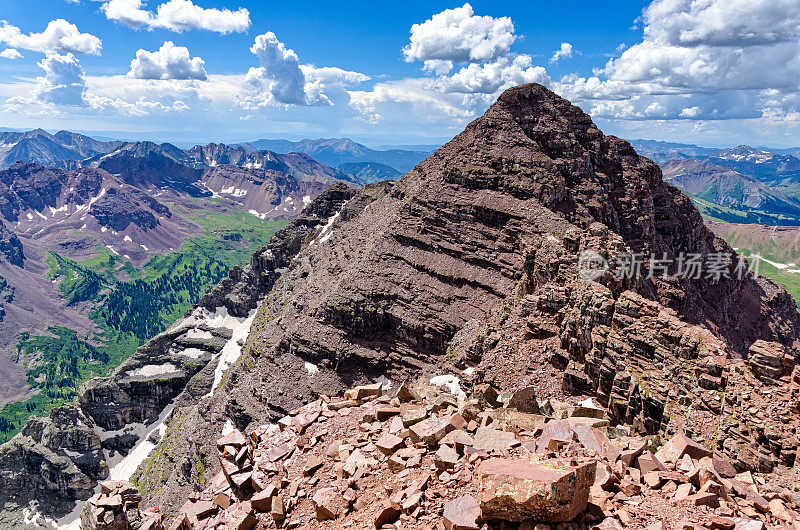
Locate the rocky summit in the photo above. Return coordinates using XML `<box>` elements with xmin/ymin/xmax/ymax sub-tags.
<box><xmin>4</xmin><ymin>82</ymin><xmax>800</xmax><ymax>529</ymax></box>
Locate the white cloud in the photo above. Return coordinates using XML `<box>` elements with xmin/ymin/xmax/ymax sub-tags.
<box><xmin>36</xmin><ymin>53</ymin><xmax>87</xmax><ymax>106</ymax></box>
<box><xmin>100</xmin><ymin>0</ymin><xmax>153</xmax><ymax>28</ymax></box>
<box><xmin>549</xmin><ymin>42</ymin><xmax>573</xmax><ymax>64</ymax></box>
<box><xmin>403</xmin><ymin>3</ymin><xmax>516</xmax><ymax>64</ymax></box>
<box><xmin>349</xmin><ymin>78</ymin><xmax>477</xmax><ymax>125</ymax></box>
<box><xmin>0</xmin><ymin>48</ymin><xmax>22</xmax><ymax>60</ymax></box>
<box><xmin>246</xmin><ymin>31</ymin><xmax>312</xmax><ymax>105</ymax></box>
<box><xmin>100</xmin><ymin>0</ymin><xmax>250</xmax><ymax>34</ymax></box>
<box><xmin>128</xmin><ymin>41</ymin><xmax>207</xmax><ymax>80</ymax></box>
<box><xmin>351</xmin><ymin>3</ymin><xmax>551</xmax><ymax>126</ymax></box>
<box><xmin>432</xmin><ymin>55</ymin><xmax>550</xmax><ymax>94</ymax></box>
<box><xmin>552</xmin><ymin>0</ymin><xmax>800</xmax><ymax>122</ymax></box>
<box><xmin>0</xmin><ymin>19</ymin><xmax>102</xmax><ymax>55</ymax></box>
<box><xmin>242</xmin><ymin>32</ymin><xmax>368</xmax><ymax>108</ymax></box>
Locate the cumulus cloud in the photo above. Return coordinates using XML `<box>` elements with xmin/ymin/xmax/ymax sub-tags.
<box><xmin>128</xmin><ymin>41</ymin><xmax>207</xmax><ymax>80</ymax></box>
<box><xmin>36</xmin><ymin>53</ymin><xmax>87</xmax><ymax>106</ymax></box>
<box><xmin>247</xmin><ymin>31</ymin><xmax>308</xmax><ymax>105</ymax></box>
<box><xmin>403</xmin><ymin>3</ymin><xmax>516</xmax><ymax>64</ymax></box>
<box><xmin>551</xmin><ymin>0</ymin><xmax>800</xmax><ymax>122</ymax></box>
<box><xmin>0</xmin><ymin>48</ymin><xmax>22</xmax><ymax>60</ymax></box>
<box><xmin>351</xmin><ymin>3</ymin><xmax>550</xmax><ymax>126</ymax></box>
<box><xmin>0</xmin><ymin>19</ymin><xmax>102</xmax><ymax>55</ymax></box>
<box><xmin>349</xmin><ymin>78</ymin><xmax>477</xmax><ymax>125</ymax></box>
<box><xmin>243</xmin><ymin>31</ymin><xmax>368</xmax><ymax>108</ymax></box>
<box><xmin>100</xmin><ymin>0</ymin><xmax>250</xmax><ymax>34</ymax></box>
<box><xmin>549</xmin><ymin>42</ymin><xmax>573</xmax><ymax>64</ymax></box>
<box><xmin>432</xmin><ymin>55</ymin><xmax>550</xmax><ymax>94</ymax></box>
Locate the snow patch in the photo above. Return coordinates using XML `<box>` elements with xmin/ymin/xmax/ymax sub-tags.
<box><xmin>302</xmin><ymin>195</ymin><xmax>312</xmax><ymax>207</ymax></box>
<box><xmin>305</xmin><ymin>362</ymin><xmax>319</xmax><ymax>376</ymax></box>
<box><xmin>222</xmin><ymin>419</ymin><xmax>234</xmax><ymax>436</ymax></box>
<box><xmin>106</xmin><ymin>402</ymin><xmax>174</xmax><ymax>482</ymax></box>
<box><xmin>206</xmin><ymin>307</ymin><xmax>259</xmax><ymax>396</ymax></box>
<box><xmin>186</xmin><ymin>328</ymin><xmax>214</xmax><ymax>340</ymax></box>
<box><xmin>127</xmin><ymin>363</ymin><xmax>179</xmax><ymax>378</ymax></box>
<box><xmin>430</xmin><ymin>375</ymin><xmax>466</xmax><ymax>400</ymax></box>
<box><xmin>124</xmin><ymin>235</ymin><xmax>132</xmax><ymax>242</ymax></box>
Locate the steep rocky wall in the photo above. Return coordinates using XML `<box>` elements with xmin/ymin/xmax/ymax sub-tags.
<box><xmin>131</xmin><ymin>84</ymin><xmax>800</xmax><ymax>519</ymax></box>
<box><xmin>0</xmin><ymin>183</ymin><xmax>360</xmax><ymax>525</ymax></box>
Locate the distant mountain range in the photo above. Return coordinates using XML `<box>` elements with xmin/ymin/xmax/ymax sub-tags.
<box><xmin>630</xmin><ymin>140</ymin><xmax>800</xmax><ymax>225</ymax></box>
<box><xmin>0</xmin><ymin>135</ymin><xmax>368</xmax><ymax>411</ymax></box>
<box><xmin>0</xmin><ymin>129</ymin><xmax>433</xmax><ymax>184</ymax></box>
<box><xmin>240</xmin><ymin>137</ymin><xmax>431</xmax><ymax>173</ymax></box>
<box><xmin>0</xmin><ymin>129</ymin><xmax>121</xmax><ymax>170</ymax></box>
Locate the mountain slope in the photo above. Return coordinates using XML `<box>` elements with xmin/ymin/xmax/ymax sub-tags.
<box><xmin>0</xmin><ymin>130</ymin><xmax>119</xmax><ymax>169</ymax></box>
<box><xmin>125</xmin><ymin>83</ymin><xmax>800</xmax><ymax>514</ymax></box>
<box><xmin>243</xmin><ymin>137</ymin><xmax>431</xmax><ymax>172</ymax></box>
<box><xmin>662</xmin><ymin>158</ymin><xmax>800</xmax><ymax>222</ymax></box>
<box><xmin>337</xmin><ymin>161</ymin><xmax>401</xmax><ymax>184</ymax></box>
<box><xmin>5</xmin><ymin>84</ymin><xmax>800</xmax><ymax>527</ymax></box>
<box><xmin>628</xmin><ymin>139</ymin><xmax>718</xmax><ymax>164</ymax></box>
<box><xmin>707</xmin><ymin>145</ymin><xmax>800</xmax><ymax>185</ymax></box>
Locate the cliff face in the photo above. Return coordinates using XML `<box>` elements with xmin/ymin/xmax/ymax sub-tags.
<box><xmin>5</xmin><ymin>83</ymin><xmax>800</xmax><ymax>526</ymax></box>
<box><xmin>128</xmin><ymin>84</ymin><xmax>800</xmax><ymax>515</ymax></box>
<box><xmin>0</xmin><ymin>184</ymin><xmax>360</xmax><ymax>524</ymax></box>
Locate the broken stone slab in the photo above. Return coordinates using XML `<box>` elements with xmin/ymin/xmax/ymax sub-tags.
<box><xmin>217</xmin><ymin>430</ymin><xmax>247</xmax><ymax>449</ymax></box>
<box><xmin>375</xmin><ymin>432</ymin><xmax>405</xmax><ymax>455</ymax></box>
<box><xmin>443</xmin><ymin>494</ymin><xmax>481</xmax><ymax>530</ymax></box>
<box><xmin>434</xmin><ymin>445</ymin><xmax>460</xmax><ymax>471</ymax></box>
<box><xmin>409</xmin><ymin>414</ymin><xmax>464</xmax><ymax>446</ymax></box>
<box><xmin>473</xmin><ymin>427</ymin><xmax>516</xmax><ymax>453</ymax></box>
<box><xmin>312</xmin><ymin>487</ymin><xmax>342</xmax><ymax>521</ymax></box>
<box><xmin>344</xmin><ymin>383</ymin><xmax>382</xmax><ymax>401</ymax></box>
<box><xmin>656</xmin><ymin>431</ymin><xmax>712</xmax><ymax>463</ymax></box>
<box><xmin>477</xmin><ymin>457</ymin><xmax>596</xmax><ymax>522</ymax></box>
<box><xmin>508</xmin><ymin>386</ymin><xmax>540</xmax><ymax>413</ymax></box>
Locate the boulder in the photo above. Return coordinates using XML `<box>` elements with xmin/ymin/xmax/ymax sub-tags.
<box><xmin>443</xmin><ymin>495</ymin><xmax>481</xmax><ymax>530</ymax></box>
<box><xmin>477</xmin><ymin>458</ymin><xmax>596</xmax><ymax>522</ymax></box>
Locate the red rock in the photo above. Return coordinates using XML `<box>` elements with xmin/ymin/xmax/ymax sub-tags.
<box><xmin>508</xmin><ymin>386</ymin><xmax>539</xmax><ymax>413</ymax></box>
<box><xmin>251</xmin><ymin>487</ymin><xmax>276</xmax><ymax>512</ymax></box>
<box><xmin>685</xmin><ymin>491</ymin><xmax>720</xmax><ymax>508</ymax></box>
<box><xmin>473</xmin><ymin>427</ymin><xmax>516</xmax><ymax>453</ymax></box>
<box><xmin>312</xmin><ymin>487</ymin><xmax>341</xmax><ymax>521</ymax></box>
<box><xmin>217</xmin><ymin>429</ymin><xmax>247</xmax><ymax>449</ymax></box>
<box><xmin>434</xmin><ymin>445</ymin><xmax>459</xmax><ymax>471</ymax></box>
<box><xmin>375</xmin><ymin>405</ymin><xmax>401</xmax><ymax>420</ymax></box>
<box><xmin>303</xmin><ymin>454</ymin><xmax>324</xmax><ymax>476</ymax></box>
<box><xmin>344</xmin><ymin>383</ymin><xmax>382</xmax><ymax>401</ymax></box>
<box><xmin>657</xmin><ymin>431</ymin><xmax>712</xmax><ymax>463</ymax></box>
<box><xmin>477</xmin><ymin>457</ymin><xmax>596</xmax><ymax>522</ymax></box>
<box><xmin>443</xmin><ymin>495</ymin><xmax>481</xmax><ymax>530</ymax></box>
<box><xmin>374</xmin><ymin>499</ymin><xmax>401</xmax><ymax>528</ymax></box>
<box><xmin>637</xmin><ymin>451</ymin><xmax>667</xmax><ymax>474</ymax></box>
<box><xmin>409</xmin><ymin>414</ymin><xmax>463</xmax><ymax>446</ymax></box>
<box><xmin>376</xmin><ymin>432</ymin><xmax>405</xmax><ymax>455</ymax></box>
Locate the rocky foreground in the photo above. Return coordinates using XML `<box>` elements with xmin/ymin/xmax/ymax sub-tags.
<box><xmin>83</xmin><ymin>366</ymin><xmax>800</xmax><ymax>530</ymax></box>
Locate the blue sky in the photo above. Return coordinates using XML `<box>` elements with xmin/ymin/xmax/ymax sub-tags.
<box><xmin>1</xmin><ymin>0</ymin><xmax>799</xmax><ymax>147</ymax></box>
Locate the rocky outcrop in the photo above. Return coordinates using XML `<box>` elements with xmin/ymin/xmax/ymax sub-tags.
<box><xmin>128</xmin><ymin>83</ymin><xmax>800</xmax><ymax>518</ymax></box>
<box><xmin>0</xmin><ymin>404</ymin><xmax>104</xmax><ymax>515</ymax></box>
<box><xmin>163</xmin><ymin>378</ymin><xmax>800</xmax><ymax>529</ymax></box>
<box><xmin>0</xmin><ymin>183</ymin><xmax>363</xmax><ymax>523</ymax></box>
<box><xmin>80</xmin><ymin>480</ymin><xmax>163</xmax><ymax>530</ymax></box>
<box><xmin>89</xmin><ymin>187</ymin><xmax>172</xmax><ymax>231</ymax></box>
<box><xmin>0</xmin><ymin>219</ymin><xmax>23</xmax><ymax>267</ymax></box>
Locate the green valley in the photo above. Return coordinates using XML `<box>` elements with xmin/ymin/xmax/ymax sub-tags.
<box><xmin>0</xmin><ymin>210</ymin><xmax>286</xmax><ymax>443</ymax></box>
